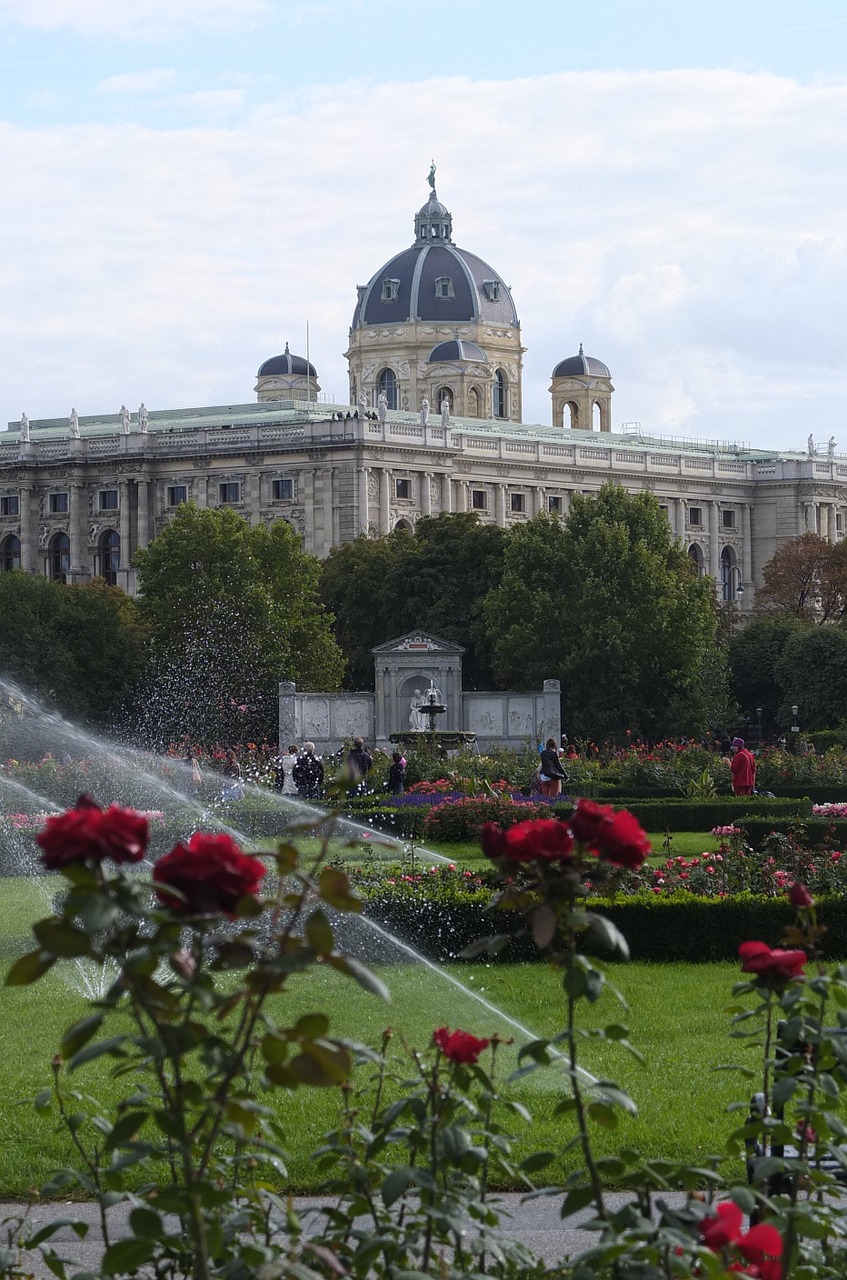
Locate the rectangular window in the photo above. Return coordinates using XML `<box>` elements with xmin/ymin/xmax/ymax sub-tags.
<box><xmin>167</xmin><ymin>485</ymin><xmax>187</xmax><ymax>507</ymax></box>
<box><xmin>548</xmin><ymin>495</ymin><xmax>562</xmax><ymax>514</ymax></box>
<box><xmin>722</xmin><ymin>509</ymin><xmax>736</xmax><ymax>529</ymax></box>
<box><xmin>471</xmin><ymin>489</ymin><xmax>487</xmax><ymax>510</ymax></box>
<box><xmin>395</xmin><ymin>477</ymin><xmax>411</xmax><ymax>500</ymax></box>
<box><xmin>99</xmin><ymin>489</ymin><xmax>118</xmax><ymax>511</ymax></box>
<box><xmin>0</xmin><ymin>495</ymin><xmax>19</xmax><ymax>516</ymax></box>
<box><xmin>49</xmin><ymin>492</ymin><xmax>69</xmax><ymax>514</ymax></box>
<box><xmin>510</xmin><ymin>492</ymin><xmax>526</xmax><ymax>514</ymax></box>
<box><xmin>219</xmin><ymin>482</ymin><xmax>240</xmax><ymax>504</ymax></box>
<box><xmin>838</xmin><ymin>513</ymin><xmax>844</xmax><ymax>534</ymax></box>
<box><xmin>688</xmin><ymin>506</ymin><xmax>703</xmax><ymax>527</ymax></box>
<box><xmin>272</xmin><ymin>478</ymin><xmax>293</xmax><ymax>501</ymax></box>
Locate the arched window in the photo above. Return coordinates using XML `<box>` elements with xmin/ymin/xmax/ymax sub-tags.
<box><xmin>593</xmin><ymin>401</ymin><xmax>602</xmax><ymax>431</ymax></box>
<box><xmin>49</xmin><ymin>532</ymin><xmax>70</xmax><ymax>583</ymax></box>
<box><xmin>100</xmin><ymin>529</ymin><xmax>120</xmax><ymax>586</ymax></box>
<box><xmin>493</xmin><ymin>370</ymin><xmax>508</xmax><ymax>419</ymax></box>
<box><xmin>721</xmin><ymin>546</ymin><xmax>739</xmax><ymax>602</ymax></box>
<box><xmin>563</xmin><ymin>401</ymin><xmax>580</xmax><ymax>430</ymax></box>
<box><xmin>0</xmin><ymin>535</ymin><xmax>20</xmax><ymax>572</ymax></box>
<box><xmin>688</xmin><ymin>544</ymin><xmax>704</xmax><ymax>577</ymax></box>
<box><xmin>394</xmin><ymin>518</ymin><xmax>413</xmax><ymax>533</ymax></box>
<box><xmin>378</xmin><ymin>368</ymin><xmax>398</xmax><ymax>410</ymax></box>
<box><xmin>467</xmin><ymin>387</ymin><xmax>480</xmax><ymax>418</ymax></box>
<box><xmin>435</xmin><ymin>386</ymin><xmax>453</xmax><ymax>411</ymax></box>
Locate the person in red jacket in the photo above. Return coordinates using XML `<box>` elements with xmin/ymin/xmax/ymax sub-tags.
<box><xmin>730</xmin><ymin>736</ymin><xmax>756</xmax><ymax>796</ymax></box>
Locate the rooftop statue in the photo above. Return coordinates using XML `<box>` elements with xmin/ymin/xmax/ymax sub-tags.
<box><xmin>69</xmin><ymin>408</ymin><xmax>79</xmax><ymax>438</ymax></box>
<box><xmin>19</xmin><ymin>413</ymin><xmax>29</xmax><ymax>442</ymax></box>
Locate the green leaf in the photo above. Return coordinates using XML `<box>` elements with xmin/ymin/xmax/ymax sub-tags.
<box><xmin>560</xmin><ymin>1187</ymin><xmax>597</xmax><ymax>1217</ymax></box>
<box><xmin>293</xmin><ymin>1012</ymin><xmax>330</xmax><ymax>1038</ymax></box>
<box><xmin>318</xmin><ymin>868</ymin><xmax>361</xmax><ymax>912</ymax></box>
<box><xmin>101</xmin><ymin>1237</ymin><xmax>156</xmax><ymax>1274</ymax></box>
<box><xmin>33</xmin><ymin>919</ymin><xmax>93</xmax><ymax>959</ymax></box>
<box><xmin>104</xmin><ymin>1111</ymin><xmax>148</xmax><ymax>1150</ymax></box>
<box><xmin>588</xmin><ymin>1102</ymin><xmax>618</xmax><ymax>1130</ymax></box>
<box><xmin>67</xmin><ymin>1036</ymin><xmax>128</xmax><ymax>1072</ymax></box>
<box><xmin>128</xmin><ymin>1207</ymin><xmax>163</xmax><ymax>1239</ymax></box>
<box><xmin>305</xmin><ymin>910</ymin><xmax>334</xmax><ymax>954</ymax></box>
<box><xmin>382</xmin><ymin>1168</ymin><xmax>411</xmax><ymax>1207</ymax></box>
<box><xmin>521</xmin><ymin>1151</ymin><xmax>555</xmax><ymax>1172</ymax></box>
<box><xmin>563</xmin><ymin>966</ymin><xmax>588</xmax><ymax>1000</ymax></box>
<box><xmin>6</xmin><ymin>949</ymin><xmax>56</xmax><ymax>986</ymax></box>
<box><xmin>61</xmin><ymin>1014</ymin><xmax>104</xmax><ymax>1058</ymax></box>
<box><xmin>532</xmin><ymin>904</ymin><xmax>557</xmax><ymax>949</ymax></box>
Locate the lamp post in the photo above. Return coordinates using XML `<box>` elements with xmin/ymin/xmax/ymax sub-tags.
<box><xmin>791</xmin><ymin>704</ymin><xmax>800</xmax><ymax>753</ymax></box>
<box><xmin>728</xmin><ymin>565</ymin><xmax>744</xmax><ymax>604</ymax></box>
<box><xmin>756</xmin><ymin>706</ymin><xmax>763</xmax><ymax>744</ymax></box>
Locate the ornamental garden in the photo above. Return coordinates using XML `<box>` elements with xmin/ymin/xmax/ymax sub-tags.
<box><xmin>2</xmin><ymin>734</ymin><xmax>847</xmax><ymax>1279</ymax></box>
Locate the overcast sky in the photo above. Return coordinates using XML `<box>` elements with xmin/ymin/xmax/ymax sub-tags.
<box><xmin>2</xmin><ymin>0</ymin><xmax>847</xmax><ymax>452</ymax></box>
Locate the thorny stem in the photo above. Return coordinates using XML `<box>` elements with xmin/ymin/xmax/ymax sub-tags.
<box><xmin>51</xmin><ymin>1062</ymin><xmax>112</xmax><ymax>1253</ymax></box>
<box><xmin>567</xmin><ymin>936</ymin><xmax>607</xmax><ymax>1221</ymax></box>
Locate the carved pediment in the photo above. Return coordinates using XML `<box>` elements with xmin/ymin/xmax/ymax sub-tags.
<box><xmin>371</xmin><ymin>630</ymin><xmax>465</xmax><ymax>655</ymax></box>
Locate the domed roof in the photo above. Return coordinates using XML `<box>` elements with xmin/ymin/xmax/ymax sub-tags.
<box><xmin>258</xmin><ymin>343</ymin><xmax>317</xmax><ymax>378</ymax></box>
<box><xmin>552</xmin><ymin>344</ymin><xmax>611</xmax><ymax>379</ymax></box>
<box><xmin>351</xmin><ymin>187</ymin><xmax>519</xmax><ymax>330</ymax></box>
<box><xmin>427</xmin><ymin>338</ymin><xmax>488</xmax><ymax>364</ymax></box>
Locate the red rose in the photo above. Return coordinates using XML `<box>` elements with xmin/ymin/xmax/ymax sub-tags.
<box><xmin>700</xmin><ymin>1201</ymin><xmax>743</xmax><ymax>1250</ymax></box>
<box><xmin>569</xmin><ymin>798</ymin><xmax>614</xmax><ymax>844</ymax></box>
<box><xmin>481</xmin><ymin>818</ymin><xmax>574</xmax><ymax>863</ymax></box>
<box><xmin>739</xmin><ymin>941</ymin><xmax>806</xmax><ymax>983</ymax></box>
<box><xmin>433</xmin><ymin>1026</ymin><xmax>490</xmax><ymax>1065</ymax></box>
<box><xmin>153</xmin><ymin>833</ymin><xmax>265</xmax><ymax>917</ymax></box>
<box><xmin>788</xmin><ymin>883</ymin><xmax>813</xmax><ymax>908</ymax></box>
<box><xmin>37</xmin><ymin>794</ymin><xmax>149</xmax><ymax>870</ymax></box>
<box><xmin>593</xmin><ymin>809</ymin><xmax>651</xmax><ymax>870</ymax></box>
<box><xmin>700</xmin><ymin>1202</ymin><xmax>782</xmax><ymax>1268</ymax></box>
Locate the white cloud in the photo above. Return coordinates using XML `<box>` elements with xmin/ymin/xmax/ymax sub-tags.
<box><xmin>0</xmin><ymin>0</ymin><xmax>271</xmax><ymax>39</ymax></box>
<box><xmin>96</xmin><ymin>69</ymin><xmax>177</xmax><ymax>95</ymax></box>
<box><xmin>2</xmin><ymin>69</ymin><xmax>847</xmax><ymax>452</ymax></box>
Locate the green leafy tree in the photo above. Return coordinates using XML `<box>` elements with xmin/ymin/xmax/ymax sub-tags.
<box><xmin>482</xmin><ymin>486</ymin><xmax>721</xmax><ymax>739</ymax></box>
<box><xmin>0</xmin><ymin>573</ymin><xmax>145</xmax><ymax>732</ymax></box>
<box><xmin>320</xmin><ymin>514</ymin><xmax>507</xmax><ymax>689</ymax></box>
<box><xmin>755</xmin><ymin>532</ymin><xmax>847</xmax><ymax>622</ymax></box>
<box><xmin>773</xmin><ymin>624</ymin><xmax>847</xmax><ymax>730</ymax></box>
<box><xmin>728</xmin><ymin>613</ymin><xmax>810</xmax><ymax>737</ymax></box>
<box><xmin>134</xmin><ymin>506</ymin><xmax>343</xmax><ymax>746</ymax></box>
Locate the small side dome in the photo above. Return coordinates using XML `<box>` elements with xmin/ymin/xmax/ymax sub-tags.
<box><xmin>552</xmin><ymin>343</ymin><xmax>611</xmax><ymax>379</ymax></box>
<box><xmin>427</xmin><ymin>338</ymin><xmax>488</xmax><ymax>364</ymax></box>
<box><xmin>258</xmin><ymin>342</ymin><xmax>317</xmax><ymax>379</ymax></box>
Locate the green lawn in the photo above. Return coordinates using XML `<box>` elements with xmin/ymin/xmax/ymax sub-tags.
<box><xmin>0</xmin><ymin>874</ymin><xmax>768</xmax><ymax>1196</ymax></box>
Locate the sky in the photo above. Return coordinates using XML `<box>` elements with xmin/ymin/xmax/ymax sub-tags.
<box><xmin>2</xmin><ymin>0</ymin><xmax>847</xmax><ymax>452</ymax></box>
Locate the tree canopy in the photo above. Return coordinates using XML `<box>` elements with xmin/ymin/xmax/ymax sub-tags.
<box><xmin>134</xmin><ymin>506</ymin><xmax>343</xmax><ymax>745</ymax></box>
<box><xmin>0</xmin><ymin>573</ymin><xmax>146</xmax><ymax>731</ymax></box>
<box><xmin>320</xmin><ymin>514</ymin><xmax>507</xmax><ymax>689</ymax></box>
<box><xmin>727</xmin><ymin>613</ymin><xmax>810</xmax><ymax>737</ymax></box>
<box><xmin>755</xmin><ymin>532</ymin><xmax>847</xmax><ymax>622</ymax></box>
<box><xmin>482</xmin><ymin>485</ymin><xmax>721</xmax><ymax>739</ymax></box>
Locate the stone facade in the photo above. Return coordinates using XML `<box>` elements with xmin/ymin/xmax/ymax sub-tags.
<box><xmin>2</xmin><ymin>179</ymin><xmax>845</xmax><ymax>606</ymax></box>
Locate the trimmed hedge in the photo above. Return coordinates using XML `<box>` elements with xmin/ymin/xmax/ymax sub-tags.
<box><xmin>739</xmin><ymin>817</ymin><xmax>847</xmax><ymax>850</ymax></box>
<box><xmin>354</xmin><ymin>892</ymin><xmax>847</xmax><ymax>964</ymax></box>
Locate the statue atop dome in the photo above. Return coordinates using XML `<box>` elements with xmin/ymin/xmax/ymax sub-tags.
<box><xmin>427</xmin><ymin>161</ymin><xmax>436</xmax><ymax>192</ymax></box>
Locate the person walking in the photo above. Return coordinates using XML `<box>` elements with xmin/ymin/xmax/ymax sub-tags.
<box><xmin>221</xmin><ymin>748</ymin><xmax>244</xmax><ymax>802</ymax></box>
<box><xmin>346</xmin><ymin>736</ymin><xmax>373</xmax><ymax>794</ymax></box>
<box><xmin>274</xmin><ymin>745</ymin><xmax>300</xmax><ymax>796</ymax></box>
<box><xmin>293</xmin><ymin>742</ymin><xmax>324</xmax><ymax>800</ymax></box>
<box><xmin>387</xmin><ymin>750</ymin><xmax>406</xmax><ymax>795</ymax></box>
<box><xmin>538</xmin><ymin>737</ymin><xmax>567</xmax><ymax>799</ymax></box>
<box><xmin>730</xmin><ymin>736</ymin><xmax>756</xmax><ymax>796</ymax></box>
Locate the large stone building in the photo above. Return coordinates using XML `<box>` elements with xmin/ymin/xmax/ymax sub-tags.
<box><xmin>1</xmin><ymin>177</ymin><xmax>843</xmax><ymax>607</ymax></box>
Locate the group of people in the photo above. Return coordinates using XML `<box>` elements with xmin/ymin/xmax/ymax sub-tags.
<box><xmin>272</xmin><ymin>738</ymin><xmax>408</xmax><ymax>800</ymax></box>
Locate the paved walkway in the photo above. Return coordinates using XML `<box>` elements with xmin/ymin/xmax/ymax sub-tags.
<box><xmin>0</xmin><ymin>1193</ymin><xmax>660</xmax><ymax>1274</ymax></box>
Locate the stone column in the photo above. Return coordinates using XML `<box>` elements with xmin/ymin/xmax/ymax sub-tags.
<box><xmin>358</xmin><ymin>467</ymin><xmax>370</xmax><ymax>534</ymax></box>
<box><xmin>673</xmin><ymin>496</ymin><xmax>685</xmax><ymax>540</ymax></box>
<box><xmin>19</xmin><ymin>484</ymin><xmax>34</xmax><ymax>574</ymax></box>
<box><xmin>195</xmin><ymin>476</ymin><xmax>208</xmax><ymax>509</ymax></box>
<box><xmin>136</xmin><ymin>478</ymin><xmax>150</xmax><ymax>551</ymax></box>
<box><xmin>379</xmin><ymin>467</ymin><xmax>391</xmax><ymax>534</ymax></box>
<box><xmin>709</xmin><ymin>501</ymin><xmax>720</xmax><ymax>581</ymax></box>
<box><xmin>804</xmin><ymin>502</ymin><xmax>816</xmax><ymax>533</ymax></box>
<box><xmin>278</xmin><ymin>681</ymin><xmax>297</xmax><ymax>746</ymax></box>
<box><xmin>542</xmin><ymin>679</ymin><xmax>562</xmax><ymax>747</ymax></box>
<box><xmin>119</xmin><ymin>481</ymin><xmax>131</xmax><ymax>566</ymax></box>
<box><xmin>456</xmin><ymin>480</ymin><xmax>467</xmax><ymax>513</ymax></box>
<box><xmin>420</xmin><ymin>471</ymin><xmax>431</xmax><ymax>517</ymax></box>
<box><xmin>69</xmin><ymin>482</ymin><xmax>84</xmax><ymax>572</ymax></box>
<box><xmin>331</xmin><ymin>467</ymin><xmax>341</xmax><ymax>546</ymax></box>
<box><xmin>741</xmin><ymin>502</ymin><xmax>752</xmax><ymax>591</ymax></box>
<box><xmin>532</xmin><ymin>486</ymin><xmax>544</xmax><ymax>517</ymax></box>
<box><xmin>443</xmin><ymin>474</ymin><xmax>453</xmax><ymax>513</ymax></box>
<box><xmin>495</xmin><ymin>484</ymin><xmax>507</xmax><ymax>529</ymax></box>
<box><xmin>303</xmin><ymin>469</ymin><xmax>315</xmax><ymax>552</ymax></box>
<box><xmin>828</xmin><ymin>502</ymin><xmax>838</xmax><ymax>543</ymax></box>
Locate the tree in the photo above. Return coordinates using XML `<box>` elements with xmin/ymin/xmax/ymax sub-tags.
<box><xmin>728</xmin><ymin>614</ymin><xmax>810</xmax><ymax>737</ymax></box>
<box><xmin>755</xmin><ymin>533</ymin><xmax>847</xmax><ymax>622</ymax></box>
<box><xmin>0</xmin><ymin>573</ymin><xmax>146</xmax><ymax>730</ymax></box>
<box><xmin>320</xmin><ymin>514</ymin><xmax>507</xmax><ymax>689</ymax></box>
<box><xmin>133</xmin><ymin>506</ymin><xmax>343</xmax><ymax>746</ymax></box>
<box><xmin>482</xmin><ymin>485</ymin><xmax>722</xmax><ymax>739</ymax></box>
<box><xmin>773</xmin><ymin>625</ymin><xmax>847</xmax><ymax>730</ymax></box>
